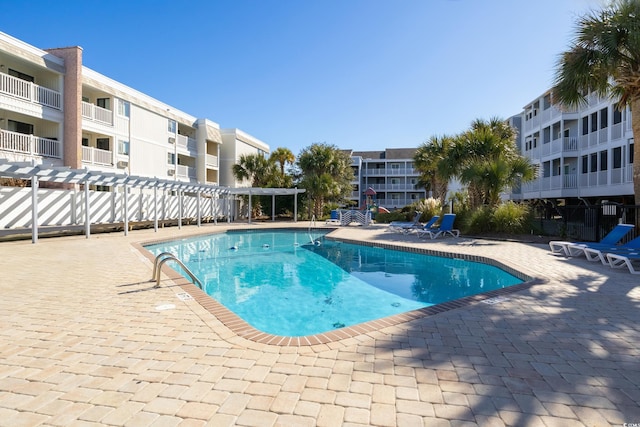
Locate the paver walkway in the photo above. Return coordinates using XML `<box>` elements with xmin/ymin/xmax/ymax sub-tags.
<box><xmin>0</xmin><ymin>223</ymin><xmax>639</xmax><ymax>426</ymax></box>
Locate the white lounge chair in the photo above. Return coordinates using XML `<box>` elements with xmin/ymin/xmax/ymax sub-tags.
<box><xmin>606</xmin><ymin>252</ymin><xmax>640</xmax><ymax>274</ymax></box>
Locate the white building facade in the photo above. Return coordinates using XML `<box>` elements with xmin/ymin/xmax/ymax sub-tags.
<box><xmin>347</xmin><ymin>148</ymin><xmax>426</xmax><ymax>209</ymax></box>
<box><xmin>0</xmin><ymin>32</ymin><xmax>267</xmax><ymax>189</ymax></box>
<box><xmin>511</xmin><ymin>90</ymin><xmax>634</xmax><ymax>204</ymax></box>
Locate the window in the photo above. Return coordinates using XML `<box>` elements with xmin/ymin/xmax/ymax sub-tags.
<box><xmin>168</xmin><ymin>119</ymin><xmax>177</xmax><ymax>133</ymax></box>
<box><xmin>613</xmin><ymin>107</ymin><xmax>622</xmax><ymax>125</ymax></box>
<box><xmin>118</xmin><ymin>140</ymin><xmax>130</xmax><ymax>155</ymax></box>
<box><xmin>7</xmin><ymin>119</ymin><xmax>33</xmax><ymax>135</ymax></box>
<box><xmin>96</xmin><ymin>138</ymin><xmax>110</xmax><ymax>150</ymax></box>
<box><xmin>591</xmin><ymin>112</ymin><xmax>598</xmax><ymax>132</ymax></box>
<box><xmin>97</xmin><ymin>98</ymin><xmax>110</xmax><ymax>110</ymax></box>
<box><xmin>581</xmin><ymin>156</ymin><xmax>588</xmax><ymax>174</ymax></box>
<box><xmin>600</xmin><ymin>108</ymin><xmax>608</xmax><ymax>129</ymax></box>
<box><xmin>582</xmin><ymin>116</ymin><xmax>589</xmax><ymax>135</ymax></box>
<box><xmin>8</xmin><ymin>68</ymin><xmax>34</xmax><ymax>82</ymax></box>
<box><xmin>117</xmin><ymin>99</ymin><xmax>130</xmax><ymax>118</ymax></box>
<box><xmin>167</xmin><ymin>152</ymin><xmax>175</xmax><ymax>165</ymax></box>
<box><xmin>543</xmin><ymin>162</ymin><xmax>551</xmax><ymax>178</ymax></box>
<box><xmin>590</xmin><ymin>153</ymin><xmax>597</xmax><ymax>172</ymax></box>
<box><xmin>82</xmin><ymin>137</ymin><xmax>89</xmax><ymax>147</ymax></box>
<box><xmin>630</xmin><ymin>142</ymin><xmax>634</xmax><ymax>164</ymax></box>
<box><xmin>600</xmin><ymin>150</ymin><xmax>608</xmax><ymax>171</ymax></box>
<box><xmin>613</xmin><ymin>147</ymin><xmax>622</xmax><ymax>169</ymax></box>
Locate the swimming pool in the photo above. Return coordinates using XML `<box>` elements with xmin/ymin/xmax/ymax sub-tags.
<box><xmin>145</xmin><ymin>229</ymin><xmax>523</xmax><ymax>337</ymax></box>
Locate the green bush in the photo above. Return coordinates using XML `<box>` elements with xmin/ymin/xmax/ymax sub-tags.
<box><xmin>492</xmin><ymin>201</ymin><xmax>530</xmax><ymax>233</ymax></box>
<box><xmin>410</xmin><ymin>198</ymin><xmax>442</xmax><ymax>221</ymax></box>
<box><xmin>376</xmin><ymin>211</ymin><xmax>413</xmax><ymax>223</ymax></box>
<box><xmin>463</xmin><ymin>206</ymin><xmax>494</xmax><ymax>234</ymax></box>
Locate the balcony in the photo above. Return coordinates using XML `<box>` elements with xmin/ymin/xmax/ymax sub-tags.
<box><xmin>0</xmin><ymin>73</ymin><xmax>61</xmax><ymax>110</ymax></box>
<box><xmin>82</xmin><ymin>146</ymin><xmax>112</xmax><ymax>165</ymax></box>
<box><xmin>177</xmin><ymin>134</ymin><xmax>197</xmax><ymax>151</ymax></box>
<box><xmin>0</xmin><ymin>129</ymin><xmax>61</xmax><ymax>159</ymax></box>
<box><xmin>82</xmin><ymin>101</ymin><xmax>113</xmax><ymax>125</ymax></box>
<box><xmin>177</xmin><ymin>165</ymin><xmax>196</xmax><ymax>179</ymax></box>
<box><xmin>205</xmin><ymin>154</ymin><xmax>218</xmax><ymax>168</ymax></box>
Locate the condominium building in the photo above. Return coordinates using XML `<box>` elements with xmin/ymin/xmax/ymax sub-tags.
<box><xmin>347</xmin><ymin>148</ymin><xmax>426</xmax><ymax>209</ymax></box>
<box><xmin>0</xmin><ymin>31</ymin><xmax>268</xmax><ymax>188</ymax></box>
<box><xmin>511</xmin><ymin>90</ymin><xmax>634</xmax><ymax>204</ymax></box>
<box><xmin>219</xmin><ymin>128</ymin><xmax>270</xmax><ymax>188</ymax></box>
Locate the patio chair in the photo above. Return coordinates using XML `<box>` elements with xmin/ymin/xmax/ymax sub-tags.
<box><xmin>417</xmin><ymin>213</ymin><xmax>459</xmax><ymax>239</ymax></box>
<box><xmin>388</xmin><ymin>211</ymin><xmax>422</xmax><ymax>234</ymax></box>
<box><xmin>548</xmin><ymin>223</ymin><xmax>635</xmax><ymax>257</ymax></box>
<box><xmin>606</xmin><ymin>252</ymin><xmax>640</xmax><ymax>274</ymax></box>
<box><xmin>580</xmin><ymin>235</ymin><xmax>640</xmax><ymax>264</ymax></box>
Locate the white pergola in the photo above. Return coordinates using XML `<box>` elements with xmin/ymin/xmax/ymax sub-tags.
<box><xmin>0</xmin><ymin>160</ymin><xmax>297</xmax><ymax>243</ymax></box>
<box><xmin>228</xmin><ymin>187</ymin><xmax>305</xmax><ymax>224</ymax></box>
<box><xmin>0</xmin><ymin>160</ymin><xmax>307</xmax><ymax>243</ymax></box>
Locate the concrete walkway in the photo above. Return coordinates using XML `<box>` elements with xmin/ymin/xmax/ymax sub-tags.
<box><xmin>0</xmin><ymin>223</ymin><xmax>639</xmax><ymax>426</ymax></box>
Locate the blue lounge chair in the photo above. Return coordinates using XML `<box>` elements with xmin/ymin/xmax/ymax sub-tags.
<box><xmin>411</xmin><ymin>215</ymin><xmax>439</xmax><ymax>236</ymax></box>
<box><xmin>581</xmin><ymin>234</ymin><xmax>640</xmax><ymax>264</ymax></box>
<box><xmin>417</xmin><ymin>213</ymin><xmax>459</xmax><ymax>239</ymax></box>
<box><xmin>549</xmin><ymin>224</ymin><xmax>635</xmax><ymax>257</ymax></box>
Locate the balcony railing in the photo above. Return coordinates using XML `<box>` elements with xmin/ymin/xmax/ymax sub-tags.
<box><xmin>205</xmin><ymin>154</ymin><xmax>218</xmax><ymax>168</ymax></box>
<box><xmin>177</xmin><ymin>134</ymin><xmax>197</xmax><ymax>151</ymax></box>
<box><xmin>177</xmin><ymin>165</ymin><xmax>196</xmax><ymax>178</ymax></box>
<box><xmin>82</xmin><ymin>101</ymin><xmax>113</xmax><ymax>125</ymax></box>
<box><xmin>82</xmin><ymin>146</ymin><xmax>113</xmax><ymax>165</ymax></box>
<box><xmin>0</xmin><ymin>73</ymin><xmax>61</xmax><ymax>110</ymax></box>
<box><xmin>0</xmin><ymin>130</ymin><xmax>61</xmax><ymax>159</ymax></box>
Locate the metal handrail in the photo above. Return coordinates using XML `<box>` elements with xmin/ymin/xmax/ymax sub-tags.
<box><xmin>152</xmin><ymin>252</ymin><xmax>203</xmax><ymax>289</ymax></box>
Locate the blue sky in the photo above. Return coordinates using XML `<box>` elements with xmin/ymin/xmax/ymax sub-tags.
<box><xmin>1</xmin><ymin>0</ymin><xmax>604</xmax><ymax>156</ymax></box>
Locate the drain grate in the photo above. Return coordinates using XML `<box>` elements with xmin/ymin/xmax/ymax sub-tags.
<box><xmin>481</xmin><ymin>296</ymin><xmax>510</xmax><ymax>305</ymax></box>
<box><xmin>176</xmin><ymin>292</ymin><xmax>193</xmax><ymax>301</ymax></box>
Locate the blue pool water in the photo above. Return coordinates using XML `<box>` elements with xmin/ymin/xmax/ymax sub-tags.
<box><xmin>145</xmin><ymin>230</ymin><xmax>523</xmax><ymax>336</ymax></box>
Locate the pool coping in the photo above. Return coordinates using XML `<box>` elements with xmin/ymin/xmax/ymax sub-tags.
<box><xmin>133</xmin><ymin>228</ymin><xmax>541</xmax><ymax>348</ymax></box>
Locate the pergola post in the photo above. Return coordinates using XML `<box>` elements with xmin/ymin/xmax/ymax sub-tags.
<box><xmin>272</xmin><ymin>194</ymin><xmax>275</xmax><ymax>221</ymax></box>
<box><xmin>294</xmin><ymin>189</ymin><xmax>298</xmax><ymax>223</ymax></box>
<box><xmin>31</xmin><ymin>175</ymin><xmax>38</xmax><ymax>244</ymax></box>
<box><xmin>123</xmin><ymin>183</ymin><xmax>129</xmax><ymax>236</ymax></box>
<box><xmin>197</xmin><ymin>190</ymin><xmax>201</xmax><ymax>227</ymax></box>
<box><xmin>84</xmin><ymin>181</ymin><xmax>90</xmax><ymax>239</ymax></box>
<box><xmin>227</xmin><ymin>193</ymin><xmax>231</xmax><ymax>223</ymax></box>
<box><xmin>153</xmin><ymin>186</ymin><xmax>158</xmax><ymax>232</ymax></box>
<box><xmin>248</xmin><ymin>189</ymin><xmax>252</xmax><ymax>224</ymax></box>
<box><xmin>178</xmin><ymin>190</ymin><xmax>183</xmax><ymax>229</ymax></box>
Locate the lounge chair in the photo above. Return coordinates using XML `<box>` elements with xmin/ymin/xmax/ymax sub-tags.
<box><xmin>411</xmin><ymin>215</ymin><xmax>439</xmax><ymax>236</ymax></box>
<box><xmin>581</xmin><ymin>235</ymin><xmax>640</xmax><ymax>264</ymax></box>
<box><xmin>606</xmin><ymin>252</ymin><xmax>640</xmax><ymax>274</ymax></box>
<box><xmin>417</xmin><ymin>213</ymin><xmax>459</xmax><ymax>239</ymax></box>
<box><xmin>388</xmin><ymin>212</ymin><xmax>422</xmax><ymax>234</ymax></box>
<box><xmin>548</xmin><ymin>224</ymin><xmax>635</xmax><ymax>257</ymax></box>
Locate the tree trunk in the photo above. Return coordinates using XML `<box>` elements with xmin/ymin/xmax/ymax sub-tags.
<box><xmin>632</xmin><ymin>98</ymin><xmax>640</xmax><ymax>205</ymax></box>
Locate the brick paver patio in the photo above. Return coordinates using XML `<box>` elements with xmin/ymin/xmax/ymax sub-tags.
<box><xmin>1</xmin><ymin>223</ymin><xmax>639</xmax><ymax>426</ymax></box>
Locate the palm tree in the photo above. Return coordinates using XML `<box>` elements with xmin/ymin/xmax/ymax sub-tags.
<box><xmin>231</xmin><ymin>153</ymin><xmax>275</xmax><ymax>187</ymax></box>
<box><xmin>553</xmin><ymin>0</ymin><xmax>640</xmax><ymax>202</ymax></box>
<box><xmin>270</xmin><ymin>147</ymin><xmax>295</xmax><ymax>176</ymax></box>
<box><xmin>454</xmin><ymin>118</ymin><xmax>536</xmax><ymax>208</ymax></box>
<box><xmin>297</xmin><ymin>143</ymin><xmax>353</xmax><ymax>218</ymax></box>
<box><xmin>413</xmin><ymin>135</ymin><xmax>456</xmax><ymax>203</ymax></box>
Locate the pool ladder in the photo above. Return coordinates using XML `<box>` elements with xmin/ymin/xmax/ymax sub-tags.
<box><xmin>152</xmin><ymin>252</ymin><xmax>203</xmax><ymax>290</ymax></box>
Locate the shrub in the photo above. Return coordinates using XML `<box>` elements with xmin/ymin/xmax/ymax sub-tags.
<box><xmin>492</xmin><ymin>201</ymin><xmax>530</xmax><ymax>234</ymax></box>
<box><xmin>376</xmin><ymin>211</ymin><xmax>413</xmax><ymax>223</ymax></box>
<box><xmin>410</xmin><ymin>197</ymin><xmax>442</xmax><ymax>222</ymax></box>
<box><xmin>464</xmin><ymin>206</ymin><xmax>494</xmax><ymax>234</ymax></box>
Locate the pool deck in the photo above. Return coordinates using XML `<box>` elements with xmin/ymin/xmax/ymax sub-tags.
<box><xmin>1</xmin><ymin>222</ymin><xmax>639</xmax><ymax>426</ymax></box>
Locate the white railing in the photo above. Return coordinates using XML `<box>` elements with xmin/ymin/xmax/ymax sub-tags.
<box><xmin>612</xmin><ymin>122</ymin><xmax>623</xmax><ymax>140</ymax></box>
<box><xmin>206</xmin><ymin>154</ymin><xmax>218</xmax><ymax>168</ymax></box>
<box><xmin>82</xmin><ymin>146</ymin><xmax>113</xmax><ymax>165</ymax></box>
<box><xmin>0</xmin><ymin>130</ymin><xmax>61</xmax><ymax>158</ymax></box>
<box><xmin>563</xmin><ymin>174</ymin><xmax>578</xmax><ymax>188</ymax></box>
<box><xmin>176</xmin><ymin>165</ymin><xmax>196</xmax><ymax>178</ymax></box>
<box><xmin>81</xmin><ymin>101</ymin><xmax>113</xmax><ymax>125</ymax></box>
<box><xmin>563</xmin><ymin>137</ymin><xmax>578</xmax><ymax>151</ymax></box>
<box><xmin>177</xmin><ymin>134</ymin><xmax>197</xmax><ymax>151</ymax></box>
<box><xmin>0</xmin><ymin>73</ymin><xmax>61</xmax><ymax>110</ymax></box>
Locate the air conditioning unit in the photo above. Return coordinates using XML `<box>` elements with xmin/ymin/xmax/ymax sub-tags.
<box><xmin>168</xmin><ymin>137</ymin><xmax>175</xmax><ymax>144</ymax></box>
<box><xmin>117</xmin><ymin>161</ymin><xmax>129</xmax><ymax>168</ymax></box>
<box><xmin>167</xmin><ymin>169</ymin><xmax>175</xmax><ymax>176</ymax></box>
